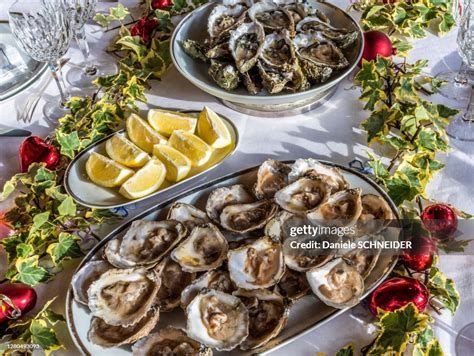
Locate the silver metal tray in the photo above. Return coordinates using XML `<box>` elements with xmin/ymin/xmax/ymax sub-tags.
<box><xmin>66</xmin><ymin>160</ymin><xmax>400</xmax><ymax>355</ymax></box>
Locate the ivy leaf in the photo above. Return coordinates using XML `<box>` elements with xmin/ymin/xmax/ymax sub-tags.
<box><xmin>336</xmin><ymin>343</ymin><xmax>354</xmax><ymax>356</ymax></box>
<box><xmin>109</xmin><ymin>3</ymin><xmax>129</xmax><ymax>21</ymax></box>
<box><xmin>30</xmin><ymin>319</ymin><xmax>62</xmax><ymax>355</ymax></box>
<box><xmin>13</xmin><ymin>256</ymin><xmax>52</xmax><ymax>286</ymax></box>
<box><xmin>427</xmin><ymin>267</ymin><xmax>460</xmax><ymax>314</ymax></box>
<box><xmin>29</xmin><ymin>212</ymin><xmax>50</xmax><ymax>236</ymax></box>
<box><xmin>55</xmin><ymin>131</ymin><xmax>81</xmax><ymax>159</ymax></box>
<box><xmin>47</xmin><ymin>232</ymin><xmax>84</xmax><ymax>265</ymax></box>
<box><xmin>386</xmin><ymin>173</ymin><xmax>420</xmax><ymax>205</ymax></box>
<box><xmin>16</xmin><ymin>243</ymin><xmax>33</xmax><ymax>258</ymax></box>
<box><xmin>362</xmin><ymin>108</ymin><xmax>391</xmax><ymax>143</ymax></box>
<box><xmin>57</xmin><ymin>196</ymin><xmax>77</xmax><ymax>217</ymax></box>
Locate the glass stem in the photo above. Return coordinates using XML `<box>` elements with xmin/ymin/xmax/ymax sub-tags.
<box><xmin>455</xmin><ymin>62</ymin><xmax>469</xmax><ymax>86</ymax></box>
<box><xmin>48</xmin><ymin>59</ymin><xmax>70</xmax><ymax>107</ymax></box>
<box><xmin>462</xmin><ymin>85</ymin><xmax>474</xmax><ymax>123</ymax></box>
<box><xmin>75</xmin><ymin>26</ymin><xmax>97</xmax><ymax>76</ymax></box>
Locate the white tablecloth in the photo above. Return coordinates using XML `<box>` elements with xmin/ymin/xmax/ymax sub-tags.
<box><xmin>0</xmin><ymin>1</ymin><xmax>473</xmax><ymax>355</ymax></box>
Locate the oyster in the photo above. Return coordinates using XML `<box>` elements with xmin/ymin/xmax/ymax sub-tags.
<box><xmin>296</xmin><ymin>16</ymin><xmax>358</xmax><ymax>49</ymax></box>
<box><xmin>284</xmin><ymin>233</ymin><xmax>337</xmax><ymax>272</ymax></box>
<box><xmin>242</xmin><ymin>68</ymin><xmax>263</xmax><ymax>94</ymax></box>
<box><xmin>104</xmin><ymin>220</ymin><xmax>186</xmax><ymax>269</ymax></box>
<box><xmin>234</xmin><ymin>289</ymin><xmax>290</xmax><ymax>350</ymax></box>
<box><xmin>353</xmin><ymin>194</ymin><xmax>394</xmax><ymax>236</ymax></box>
<box><xmin>264</xmin><ymin>210</ymin><xmax>295</xmax><ymax>241</ymax></box>
<box><xmin>275</xmin><ymin>268</ymin><xmax>310</xmax><ymax>300</ymax></box>
<box><xmin>72</xmin><ymin>260</ymin><xmax>111</xmax><ymax>306</ymax></box>
<box><xmin>307</xmin><ymin>188</ymin><xmax>362</xmax><ymax>227</ymax></box>
<box><xmin>87</xmin><ymin>268</ymin><xmax>160</xmax><ymax>327</ymax></box>
<box><xmin>341</xmin><ymin>235</ymin><xmax>383</xmax><ymax>278</ymax></box>
<box><xmin>229</xmin><ymin>21</ymin><xmax>265</xmax><ymax>73</ymax></box>
<box><xmin>181</xmin><ymin>39</ymin><xmax>208</xmax><ymax>62</ymax></box>
<box><xmin>88</xmin><ymin>308</ymin><xmax>160</xmax><ymax>348</ymax></box>
<box><xmin>208</xmin><ymin>4</ymin><xmax>246</xmax><ymax>40</ymax></box>
<box><xmin>186</xmin><ymin>289</ymin><xmax>249</xmax><ymax>351</ymax></box>
<box><xmin>299</xmin><ymin>59</ymin><xmax>332</xmax><ymax>83</ymax></box>
<box><xmin>220</xmin><ymin>200</ymin><xmax>278</xmax><ymax>233</ymax></box>
<box><xmin>248</xmin><ymin>2</ymin><xmax>294</xmax><ymax>34</ymax></box>
<box><xmin>228</xmin><ymin>236</ymin><xmax>285</xmax><ymax>289</ymax></box>
<box><xmin>155</xmin><ymin>257</ymin><xmax>196</xmax><ymax>312</ymax></box>
<box><xmin>260</xmin><ymin>32</ymin><xmax>296</xmax><ymax>72</ymax></box>
<box><xmin>167</xmin><ymin>202</ymin><xmax>210</xmax><ymax>232</ymax></box>
<box><xmin>171</xmin><ymin>223</ymin><xmax>228</xmax><ymax>272</ymax></box>
<box><xmin>206</xmin><ymin>184</ymin><xmax>254</xmax><ymax>223</ymax></box>
<box><xmin>132</xmin><ymin>327</ymin><xmax>212</xmax><ymax>356</ymax></box>
<box><xmin>254</xmin><ymin>159</ymin><xmax>290</xmax><ymax>200</ymax></box>
<box><xmin>181</xmin><ymin>268</ymin><xmax>236</xmax><ymax>309</ymax></box>
<box><xmin>257</xmin><ymin>61</ymin><xmax>292</xmax><ymax>94</ymax></box>
<box><xmin>306</xmin><ymin>257</ymin><xmax>364</xmax><ymax>309</ymax></box>
<box><xmin>274</xmin><ymin>176</ymin><xmax>331</xmax><ymax>214</ymax></box>
<box><xmin>208</xmin><ymin>60</ymin><xmax>241</xmax><ymax>90</ymax></box>
<box><xmin>206</xmin><ymin>41</ymin><xmax>231</xmax><ymax>60</ymax></box>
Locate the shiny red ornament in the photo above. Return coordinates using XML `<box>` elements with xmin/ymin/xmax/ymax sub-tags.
<box><xmin>369</xmin><ymin>277</ymin><xmax>429</xmax><ymax>316</ymax></box>
<box><xmin>401</xmin><ymin>235</ymin><xmax>437</xmax><ymax>272</ymax></box>
<box><xmin>421</xmin><ymin>204</ymin><xmax>458</xmax><ymax>238</ymax></box>
<box><xmin>19</xmin><ymin>136</ymin><xmax>60</xmax><ymax>173</ymax></box>
<box><xmin>130</xmin><ymin>16</ymin><xmax>160</xmax><ymax>43</ymax></box>
<box><xmin>0</xmin><ymin>220</ymin><xmax>15</xmax><ymax>240</ymax></box>
<box><xmin>0</xmin><ymin>283</ymin><xmax>37</xmax><ymax>325</ymax></box>
<box><xmin>359</xmin><ymin>31</ymin><xmax>394</xmax><ymax>66</ymax></box>
<box><xmin>151</xmin><ymin>0</ymin><xmax>172</xmax><ymax>9</ymax></box>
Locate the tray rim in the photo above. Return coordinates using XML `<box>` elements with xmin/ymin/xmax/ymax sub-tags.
<box><xmin>63</xmin><ymin>109</ymin><xmax>240</xmax><ymax>209</ymax></box>
<box><xmin>66</xmin><ymin>159</ymin><xmax>400</xmax><ymax>356</ymax></box>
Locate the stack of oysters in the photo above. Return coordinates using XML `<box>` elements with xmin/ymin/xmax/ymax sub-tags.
<box><xmin>181</xmin><ymin>0</ymin><xmax>358</xmax><ymax>94</ymax></box>
<box><xmin>72</xmin><ymin>158</ymin><xmax>395</xmax><ymax>354</ymax></box>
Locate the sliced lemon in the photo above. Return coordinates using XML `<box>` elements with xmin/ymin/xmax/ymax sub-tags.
<box><xmin>148</xmin><ymin>109</ymin><xmax>197</xmax><ymax>137</ymax></box>
<box><xmin>153</xmin><ymin>144</ymin><xmax>192</xmax><ymax>182</ymax></box>
<box><xmin>86</xmin><ymin>152</ymin><xmax>134</xmax><ymax>188</ymax></box>
<box><xmin>197</xmin><ymin>106</ymin><xmax>232</xmax><ymax>148</ymax></box>
<box><xmin>168</xmin><ymin>131</ymin><xmax>212</xmax><ymax>167</ymax></box>
<box><xmin>126</xmin><ymin>113</ymin><xmax>167</xmax><ymax>153</ymax></box>
<box><xmin>105</xmin><ymin>134</ymin><xmax>150</xmax><ymax>168</ymax></box>
<box><xmin>119</xmin><ymin>159</ymin><xmax>166</xmax><ymax>199</ymax></box>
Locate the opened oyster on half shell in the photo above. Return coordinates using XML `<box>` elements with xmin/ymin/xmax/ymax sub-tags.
<box><xmin>254</xmin><ymin>159</ymin><xmax>290</xmax><ymax>199</ymax></box>
<box><xmin>167</xmin><ymin>202</ymin><xmax>210</xmax><ymax>232</ymax></box>
<box><xmin>206</xmin><ymin>184</ymin><xmax>254</xmax><ymax>223</ymax></box>
<box><xmin>72</xmin><ymin>260</ymin><xmax>112</xmax><ymax>306</ymax></box>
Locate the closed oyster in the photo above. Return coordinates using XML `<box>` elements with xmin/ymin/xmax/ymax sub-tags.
<box><xmin>234</xmin><ymin>289</ymin><xmax>290</xmax><ymax>350</ymax></box>
<box><xmin>260</xmin><ymin>32</ymin><xmax>296</xmax><ymax>71</ymax></box>
<box><xmin>72</xmin><ymin>260</ymin><xmax>111</xmax><ymax>306</ymax></box>
<box><xmin>307</xmin><ymin>188</ymin><xmax>362</xmax><ymax>227</ymax></box>
<box><xmin>299</xmin><ymin>59</ymin><xmax>332</xmax><ymax>83</ymax></box>
<box><xmin>88</xmin><ymin>308</ymin><xmax>159</xmax><ymax>348</ymax></box>
<box><xmin>206</xmin><ymin>184</ymin><xmax>254</xmax><ymax>223</ymax></box>
<box><xmin>220</xmin><ymin>200</ymin><xmax>278</xmax><ymax>233</ymax></box>
<box><xmin>248</xmin><ymin>2</ymin><xmax>294</xmax><ymax>34</ymax></box>
<box><xmin>228</xmin><ymin>236</ymin><xmax>285</xmax><ymax>289</ymax></box>
<box><xmin>229</xmin><ymin>21</ymin><xmax>265</xmax><ymax>73</ymax></box>
<box><xmin>353</xmin><ymin>194</ymin><xmax>394</xmax><ymax>236</ymax></box>
<box><xmin>181</xmin><ymin>39</ymin><xmax>208</xmax><ymax>62</ymax></box>
<box><xmin>104</xmin><ymin>220</ymin><xmax>186</xmax><ymax>269</ymax></box>
<box><xmin>186</xmin><ymin>289</ymin><xmax>249</xmax><ymax>351</ymax></box>
<box><xmin>181</xmin><ymin>268</ymin><xmax>236</xmax><ymax>309</ymax></box>
<box><xmin>275</xmin><ymin>268</ymin><xmax>310</xmax><ymax>300</ymax></box>
<box><xmin>171</xmin><ymin>223</ymin><xmax>228</xmax><ymax>272</ymax></box>
<box><xmin>208</xmin><ymin>60</ymin><xmax>241</xmax><ymax>90</ymax></box>
<box><xmin>296</xmin><ymin>16</ymin><xmax>358</xmax><ymax>49</ymax></box>
<box><xmin>205</xmin><ymin>41</ymin><xmax>231</xmax><ymax>60</ymax></box>
<box><xmin>341</xmin><ymin>235</ymin><xmax>383</xmax><ymax>278</ymax></box>
<box><xmin>155</xmin><ymin>257</ymin><xmax>196</xmax><ymax>312</ymax></box>
<box><xmin>306</xmin><ymin>257</ymin><xmax>364</xmax><ymax>309</ymax></box>
<box><xmin>274</xmin><ymin>176</ymin><xmax>331</xmax><ymax>214</ymax></box>
<box><xmin>87</xmin><ymin>268</ymin><xmax>160</xmax><ymax>327</ymax></box>
<box><xmin>167</xmin><ymin>202</ymin><xmax>210</xmax><ymax>232</ymax></box>
<box><xmin>132</xmin><ymin>327</ymin><xmax>212</xmax><ymax>356</ymax></box>
<box><xmin>254</xmin><ymin>159</ymin><xmax>290</xmax><ymax>199</ymax></box>
<box><xmin>208</xmin><ymin>4</ymin><xmax>246</xmax><ymax>40</ymax></box>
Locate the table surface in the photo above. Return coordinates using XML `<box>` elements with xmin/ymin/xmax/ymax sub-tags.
<box><xmin>0</xmin><ymin>1</ymin><xmax>473</xmax><ymax>355</ymax></box>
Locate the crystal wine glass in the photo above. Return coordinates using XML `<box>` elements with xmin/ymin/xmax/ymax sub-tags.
<box><xmin>9</xmin><ymin>0</ymin><xmax>72</xmax><ymax>121</ymax></box>
<box><xmin>62</xmin><ymin>0</ymin><xmax>117</xmax><ymax>89</ymax></box>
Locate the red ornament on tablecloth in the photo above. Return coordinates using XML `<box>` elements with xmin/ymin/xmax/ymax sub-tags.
<box><xmin>359</xmin><ymin>31</ymin><xmax>394</xmax><ymax>66</ymax></box>
<box><xmin>0</xmin><ymin>283</ymin><xmax>37</xmax><ymax>325</ymax></box>
<box><xmin>369</xmin><ymin>277</ymin><xmax>429</xmax><ymax>316</ymax></box>
<box><xmin>130</xmin><ymin>16</ymin><xmax>160</xmax><ymax>43</ymax></box>
<box><xmin>19</xmin><ymin>136</ymin><xmax>60</xmax><ymax>173</ymax></box>
<box><xmin>401</xmin><ymin>234</ymin><xmax>437</xmax><ymax>272</ymax></box>
<box><xmin>151</xmin><ymin>0</ymin><xmax>172</xmax><ymax>9</ymax></box>
<box><xmin>421</xmin><ymin>204</ymin><xmax>458</xmax><ymax>238</ymax></box>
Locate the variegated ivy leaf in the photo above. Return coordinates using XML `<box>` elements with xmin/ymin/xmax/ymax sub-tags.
<box><xmin>335</xmin><ymin>344</ymin><xmax>354</xmax><ymax>356</ymax></box>
<box><xmin>47</xmin><ymin>232</ymin><xmax>84</xmax><ymax>265</ymax></box>
<box><xmin>93</xmin><ymin>3</ymin><xmax>130</xmax><ymax>27</ymax></box>
<box><xmin>12</xmin><ymin>256</ymin><xmax>52</xmax><ymax>286</ymax></box>
<box><xmin>427</xmin><ymin>267</ymin><xmax>461</xmax><ymax>314</ymax></box>
<box><xmin>413</xmin><ymin>326</ymin><xmax>444</xmax><ymax>356</ymax></box>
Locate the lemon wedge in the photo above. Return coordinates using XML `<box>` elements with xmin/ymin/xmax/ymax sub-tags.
<box><xmin>168</xmin><ymin>131</ymin><xmax>212</xmax><ymax>167</ymax></box>
<box><xmin>105</xmin><ymin>134</ymin><xmax>150</xmax><ymax>168</ymax></box>
<box><xmin>148</xmin><ymin>109</ymin><xmax>197</xmax><ymax>137</ymax></box>
<box><xmin>197</xmin><ymin>107</ymin><xmax>232</xmax><ymax>148</ymax></box>
<box><xmin>126</xmin><ymin>113</ymin><xmax>167</xmax><ymax>153</ymax></box>
<box><xmin>153</xmin><ymin>144</ymin><xmax>191</xmax><ymax>182</ymax></box>
<box><xmin>86</xmin><ymin>152</ymin><xmax>134</xmax><ymax>188</ymax></box>
<box><xmin>119</xmin><ymin>159</ymin><xmax>166</xmax><ymax>199</ymax></box>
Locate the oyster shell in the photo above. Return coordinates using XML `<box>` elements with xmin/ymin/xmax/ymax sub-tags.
<box><xmin>181</xmin><ymin>268</ymin><xmax>236</xmax><ymax>309</ymax></box>
<box><xmin>341</xmin><ymin>235</ymin><xmax>383</xmax><ymax>278</ymax></box>
<box><xmin>87</xmin><ymin>268</ymin><xmax>160</xmax><ymax>327</ymax></box>
<box><xmin>186</xmin><ymin>289</ymin><xmax>249</xmax><ymax>351</ymax></box>
<box><xmin>206</xmin><ymin>184</ymin><xmax>254</xmax><ymax>223</ymax></box>
<box><xmin>220</xmin><ymin>200</ymin><xmax>278</xmax><ymax>233</ymax></box>
<box><xmin>353</xmin><ymin>194</ymin><xmax>394</xmax><ymax>236</ymax></box>
<box><xmin>274</xmin><ymin>176</ymin><xmax>331</xmax><ymax>214</ymax></box>
<box><xmin>260</xmin><ymin>32</ymin><xmax>296</xmax><ymax>71</ymax></box>
<box><xmin>296</xmin><ymin>16</ymin><xmax>358</xmax><ymax>49</ymax></box>
<box><xmin>208</xmin><ymin>60</ymin><xmax>241</xmax><ymax>91</ymax></box>
<box><xmin>181</xmin><ymin>39</ymin><xmax>208</xmax><ymax>62</ymax></box>
<box><xmin>171</xmin><ymin>223</ymin><xmax>229</xmax><ymax>272</ymax></box>
<box><xmin>72</xmin><ymin>260</ymin><xmax>111</xmax><ymax>306</ymax></box>
<box><xmin>155</xmin><ymin>257</ymin><xmax>196</xmax><ymax>312</ymax></box>
<box><xmin>228</xmin><ymin>236</ymin><xmax>285</xmax><ymax>289</ymax></box>
<box><xmin>275</xmin><ymin>268</ymin><xmax>310</xmax><ymax>300</ymax></box>
<box><xmin>307</xmin><ymin>188</ymin><xmax>362</xmax><ymax>227</ymax></box>
<box><xmin>257</xmin><ymin>61</ymin><xmax>292</xmax><ymax>94</ymax></box>
<box><xmin>254</xmin><ymin>159</ymin><xmax>290</xmax><ymax>200</ymax></box>
<box><xmin>248</xmin><ymin>2</ymin><xmax>294</xmax><ymax>34</ymax></box>
<box><xmin>284</xmin><ymin>233</ymin><xmax>337</xmax><ymax>272</ymax></box>
<box><xmin>88</xmin><ymin>308</ymin><xmax>160</xmax><ymax>348</ymax></box>
<box><xmin>132</xmin><ymin>327</ymin><xmax>212</xmax><ymax>356</ymax></box>
<box><xmin>234</xmin><ymin>288</ymin><xmax>290</xmax><ymax>350</ymax></box>
<box><xmin>264</xmin><ymin>210</ymin><xmax>295</xmax><ymax>241</ymax></box>
<box><xmin>229</xmin><ymin>21</ymin><xmax>265</xmax><ymax>73</ymax></box>
<box><xmin>208</xmin><ymin>4</ymin><xmax>246</xmax><ymax>40</ymax></box>
<box><xmin>306</xmin><ymin>257</ymin><xmax>364</xmax><ymax>309</ymax></box>
<box><xmin>167</xmin><ymin>202</ymin><xmax>210</xmax><ymax>232</ymax></box>
<box><xmin>104</xmin><ymin>220</ymin><xmax>186</xmax><ymax>269</ymax></box>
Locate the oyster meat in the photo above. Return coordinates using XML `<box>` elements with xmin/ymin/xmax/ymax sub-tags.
<box><xmin>341</xmin><ymin>234</ymin><xmax>383</xmax><ymax>278</ymax></box>
<box><xmin>186</xmin><ymin>289</ymin><xmax>249</xmax><ymax>351</ymax></box>
<box><xmin>229</xmin><ymin>21</ymin><xmax>265</xmax><ymax>73</ymax></box>
<box><xmin>275</xmin><ymin>268</ymin><xmax>310</xmax><ymax>300</ymax></box>
<box><xmin>296</xmin><ymin>16</ymin><xmax>358</xmax><ymax>49</ymax></box>
<box><xmin>260</xmin><ymin>32</ymin><xmax>296</xmax><ymax>72</ymax></box>
<box><xmin>72</xmin><ymin>260</ymin><xmax>111</xmax><ymax>306</ymax></box>
<box><xmin>284</xmin><ymin>233</ymin><xmax>337</xmax><ymax>272</ymax></box>
<box><xmin>167</xmin><ymin>202</ymin><xmax>210</xmax><ymax>232</ymax></box>
<box><xmin>248</xmin><ymin>2</ymin><xmax>294</xmax><ymax>34</ymax></box>
<box><xmin>206</xmin><ymin>184</ymin><xmax>254</xmax><ymax>223</ymax></box>
<box><xmin>353</xmin><ymin>194</ymin><xmax>394</xmax><ymax>236</ymax></box>
<box><xmin>254</xmin><ymin>159</ymin><xmax>290</xmax><ymax>199</ymax></box>
<box><xmin>208</xmin><ymin>4</ymin><xmax>246</xmax><ymax>40</ymax></box>
<box><xmin>220</xmin><ymin>200</ymin><xmax>278</xmax><ymax>233</ymax></box>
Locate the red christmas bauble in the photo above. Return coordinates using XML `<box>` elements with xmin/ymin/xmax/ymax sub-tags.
<box><xmin>19</xmin><ymin>136</ymin><xmax>60</xmax><ymax>173</ymax></box>
<box><xmin>151</xmin><ymin>0</ymin><xmax>172</xmax><ymax>9</ymax></box>
<box><xmin>0</xmin><ymin>220</ymin><xmax>14</xmax><ymax>240</ymax></box>
<box><xmin>0</xmin><ymin>283</ymin><xmax>37</xmax><ymax>325</ymax></box>
<box><xmin>421</xmin><ymin>204</ymin><xmax>458</xmax><ymax>238</ymax></box>
<box><xmin>401</xmin><ymin>234</ymin><xmax>437</xmax><ymax>272</ymax></box>
<box><xmin>369</xmin><ymin>277</ymin><xmax>429</xmax><ymax>316</ymax></box>
<box><xmin>360</xmin><ymin>31</ymin><xmax>394</xmax><ymax>66</ymax></box>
